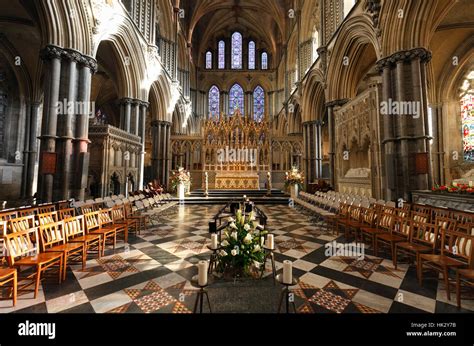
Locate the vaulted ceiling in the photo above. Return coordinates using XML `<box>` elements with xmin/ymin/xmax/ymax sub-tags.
<box><xmin>180</xmin><ymin>0</ymin><xmax>291</xmax><ymax>65</ymax></box>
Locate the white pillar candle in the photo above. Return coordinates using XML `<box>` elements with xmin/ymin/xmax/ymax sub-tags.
<box><xmin>243</xmin><ymin>195</ymin><xmax>247</xmax><ymax>199</ymax></box>
<box><xmin>283</xmin><ymin>260</ymin><xmax>293</xmax><ymax>284</ymax></box>
<box><xmin>266</xmin><ymin>234</ymin><xmax>274</xmax><ymax>249</ymax></box>
<box><xmin>470</xmin><ymin>181</ymin><xmax>473</xmax><ymax>187</ymax></box>
<box><xmin>211</xmin><ymin>233</ymin><xmax>218</xmax><ymax>249</ymax></box>
<box><xmin>260</xmin><ymin>236</ymin><xmax>265</xmax><ymax>246</ymax></box>
<box><xmin>198</xmin><ymin>260</ymin><xmax>208</xmax><ymax>286</ymax></box>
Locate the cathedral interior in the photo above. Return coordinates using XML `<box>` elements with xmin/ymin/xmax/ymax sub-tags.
<box><xmin>0</xmin><ymin>0</ymin><xmax>473</xmax><ymax>336</ymax></box>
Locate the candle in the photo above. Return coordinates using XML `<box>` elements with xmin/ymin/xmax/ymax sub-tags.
<box><xmin>243</xmin><ymin>195</ymin><xmax>247</xmax><ymax>200</ymax></box>
<box><xmin>283</xmin><ymin>260</ymin><xmax>293</xmax><ymax>284</ymax></box>
<box><xmin>266</xmin><ymin>234</ymin><xmax>274</xmax><ymax>249</ymax></box>
<box><xmin>211</xmin><ymin>233</ymin><xmax>218</xmax><ymax>249</ymax></box>
<box><xmin>198</xmin><ymin>260</ymin><xmax>208</xmax><ymax>286</ymax></box>
<box><xmin>260</xmin><ymin>236</ymin><xmax>265</xmax><ymax>246</ymax></box>
<box><xmin>470</xmin><ymin>181</ymin><xmax>473</xmax><ymax>187</ymax></box>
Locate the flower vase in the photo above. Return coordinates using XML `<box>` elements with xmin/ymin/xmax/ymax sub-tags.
<box><xmin>177</xmin><ymin>183</ymin><xmax>185</xmax><ymax>200</ymax></box>
<box><xmin>290</xmin><ymin>184</ymin><xmax>299</xmax><ymax>199</ymax></box>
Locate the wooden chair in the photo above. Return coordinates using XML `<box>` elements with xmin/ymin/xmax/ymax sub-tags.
<box><xmin>80</xmin><ymin>204</ymin><xmax>95</xmax><ymax>215</ymax></box>
<box><xmin>394</xmin><ymin>221</ymin><xmax>438</xmax><ymax>271</ymax></box>
<box><xmin>375</xmin><ymin>214</ymin><xmax>411</xmax><ymax>261</ymax></box>
<box><xmin>411</xmin><ymin>210</ymin><xmax>429</xmax><ymax>223</ymax></box>
<box><xmin>457</xmin><ymin>223</ymin><xmax>474</xmax><ymax>235</ymax></box>
<box><xmin>360</xmin><ymin>210</ymin><xmax>395</xmax><ymax>250</ymax></box>
<box><xmin>4</xmin><ymin>228</ymin><xmax>63</xmax><ymax>298</ymax></box>
<box><xmin>418</xmin><ymin>228</ymin><xmax>473</xmax><ymax>300</ymax></box>
<box><xmin>0</xmin><ymin>210</ymin><xmax>17</xmax><ymax>221</ymax></box>
<box><xmin>0</xmin><ymin>268</ymin><xmax>17</xmax><ymax>306</ymax></box>
<box><xmin>112</xmin><ymin>205</ymin><xmax>138</xmax><ymax>242</ymax></box>
<box><xmin>37</xmin><ymin>204</ymin><xmax>55</xmax><ymax>214</ymax></box>
<box><xmin>338</xmin><ymin>205</ymin><xmax>365</xmax><ymax>240</ymax></box>
<box><xmin>7</xmin><ymin>215</ymin><xmax>36</xmax><ymax>233</ymax></box>
<box><xmin>456</xmin><ymin>269</ymin><xmax>474</xmax><ymax>308</ymax></box>
<box><xmin>63</xmin><ymin>215</ymin><xmax>101</xmax><ymax>265</ymax></box>
<box><xmin>412</xmin><ymin>204</ymin><xmax>432</xmax><ymax>221</ymax></box>
<box><xmin>17</xmin><ymin>207</ymin><xmax>38</xmax><ymax>217</ymax></box>
<box><xmin>36</xmin><ymin>211</ymin><xmax>59</xmax><ymax>226</ymax></box>
<box><xmin>124</xmin><ymin>202</ymin><xmax>147</xmax><ymax>233</ymax></box>
<box><xmin>84</xmin><ymin>211</ymin><xmax>116</xmax><ymax>256</ymax></box>
<box><xmin>58</xmin><ymin>208</ymin><xmax>76</xmax><ymax>220</ymax></box>
<box><xmin>39</xmin><ymin>221</ymin><xmax>85</xmax><ymax>281</ymax></box>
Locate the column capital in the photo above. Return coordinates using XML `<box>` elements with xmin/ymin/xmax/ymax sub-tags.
<box><xmin>40</xmin><ymin>45</ymin><xmax>64</xmax><ymax>61</ymax></box>
<box><xmin>376</xmin><ymin>47</ymin><xmax>432</xmax><ymax>73</ymax></box>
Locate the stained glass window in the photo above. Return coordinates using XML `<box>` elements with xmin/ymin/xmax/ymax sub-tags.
<box><xmin>218</xmin><ymin>40</ymin><xmax>225</xmax><ymax>69</ymax></box>
<box><xmin>206</xmin><ymin>51</ymin><xmax>212</xmax><ymax>69</ymax></box>
<box><xmin>209</xmin><ymin>85</ymin><xmax>220</xmax><ymax>119</ymax></box>
<box><xmin>248</xmin><ymin>41</ymin><xmax>256</xmax><ymax>70</ymax></box>
<box><xmin>231</xmin><ymin>32</ymin><xmax>243</xmax><ymax>69</ymax></box>
<box><xmin>461</xmin><ymin>72</ymin><xmax>474</xmax><ymax>161</ymax></box>
<box><xmin>253</xmin><ymin>86</ymin><xmax>265</xmax><ymax>122</ymax></box>
<box><xmin>261</xmin><ymin>52</ymin><xmax>268</xmax><ymax>70</ymax></box>
<box><xmin>229</xmin><ymin>84</ymin><xmax>244</xmax><ymax>116</ymax></box>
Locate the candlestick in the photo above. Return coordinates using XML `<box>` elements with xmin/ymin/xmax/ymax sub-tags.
<box><xmin>211</xmin><ymin>234</ymin><xmax>218</xmax><ymax>249</ymax></box>
<box><xmin>283</xmin><ymin>260</ymin><xmax>292</xmax><ymax>284</ymax></box>
<box><xmin>266</xmin><ymin>234</ymin><xmax>274</xmax><ymax>250</ymax></box>
<box><xmin>198</xmin><ymin>261</ymin><xmax>208</xmax><ymax>286</ymax></box>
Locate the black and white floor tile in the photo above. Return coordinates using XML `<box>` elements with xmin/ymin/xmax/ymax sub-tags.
<box><xmin>1</xmin><ymin>204</ymin><xmax>472</xmax><ymax>313</ymax></box>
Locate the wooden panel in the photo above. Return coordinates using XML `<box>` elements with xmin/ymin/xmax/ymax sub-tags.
<box><xmin>40</xmin><ymin>152</ymin><xmax>57</xmax><ymax>175</ymax></box>
<box><xmin>415</xmin><ymin>152</ymin><xmax>429</xmax><ymax>174</ymax></box>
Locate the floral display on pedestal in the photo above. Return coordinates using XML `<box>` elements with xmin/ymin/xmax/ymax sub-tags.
<box><xmin>170</xmin><ymin>167</ymin><xmax>191</xmax><ymax>198</ymax></box>
<box><xmin>217</xmin><ymin>209</ymin><xmax>267</xmax><ymax>277</ymax></box>
<box><xmin>285</xmin><ymin>166</ymin><xmax>304</xmax><ymax>198</ymax></box>
<box><xmin>432</xmin><ymin>182</ymin><xmax>474</xmax><ymax>194</ymax></box>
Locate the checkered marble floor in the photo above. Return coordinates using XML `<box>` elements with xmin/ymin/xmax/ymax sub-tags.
<box><xmin>1</xmin><ymin>204</ymin><xmax>472</xmax><ymax>313</ymax></box>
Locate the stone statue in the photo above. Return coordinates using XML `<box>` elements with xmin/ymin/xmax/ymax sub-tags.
<box><xmin>266</xmin><ymin>171</ymin><xmax>272</xmax><ymax>195</ymax></box>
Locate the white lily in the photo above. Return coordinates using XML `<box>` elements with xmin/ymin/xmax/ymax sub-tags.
<box><xmin>243</xmin><ymin>233</ymin><xmax>252</xmax><ymax>244</ymax></box>
<box><xmin>253</xmin><ymin>244</ymin><xmax>261</xmax><ymax>253</ymax></box>
<box><xmin>221</xmin><ymin>240</ymin><xmax>229</xmax><ymax>247</ymax></box>
<box><xmin>244</xmin><ymin>224</ymin><xmax>251</xmax><ymax>231</ymax></box>
<box><xmin>220</xmin><ymin>250</ymin><xmax>228</xmax><ymax>257</ymax></box>
<box><xmin>229</xmin><ymin>222</ymin><xmax>238</xmax><ymax>230</ymax></box>
<box><xmin>231</xmin><ymin>249</ymin><xmax>237</xmax><ymax>256</ymax></box>
<box><xmin>231</xmin><ymin>231</ymin><xmax>238</xmax><ymax>240</ymax></box>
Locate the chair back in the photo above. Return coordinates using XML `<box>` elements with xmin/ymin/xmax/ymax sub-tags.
<box><xmin>8</xmin><ymin>215</ymin><xmax>36</xmax><ymax>233</ymax></box>
<box><xmin>37</xmin><ymin>204</ymin><xmax>55</xmax><ymax>214</ymax></box>
<box><xmin>63</xmin><ymin>216</ymin><xmax>86</xmax><ymax>240</ymax></box>
<box><xmin>410</xmin><ymin>221</ymin><xmax>438</xmax><ymax>250</ymax></box>
<box><xmin>411</xmin><ymin>210</ymin><xmax>429</xmax><ymax>223</ymax></box>
<box><xmin>391</xmin><ymin>215</ymin><xmax>411</xmax><ymax>238</ymax></box>
<box><xmin>98</xmin><ymin>209</ymin><xmax>114</xmax><ymax>227</ymax></box>
<box><xmin>440</xmin><ymin>229</ymin><xmax>474</xmax><ymax>267</ymax></box>
<box><xmin>17</xmin><ymin>207</ymin><xmax>37</xmax><ymax>217</ymax></box>
<box><xmin>37</xmin><ymin>211</ymin><xmax>59</xmax><ymax>226</ymax></box>
<box><xmin>377</xmin><ymin>211</ymin><xmax>395</xmax><ymax>232</ymax></box>
<box><xmin>457</xmin><ymin>223</ymin><xmax>474</xmax><ymax>236</ymax></box>
<box><xmin>433</xmin><ymin>216</ymin><xmax>457</xmax><ymax>232</ymax></box>
<box><xmin>4</xmin><ymin>227</ymin><xmax>40</xmax><ymax>266</ymax></box>
<box><xmin>39</xmin><ymin>221</ymin><xmax>66</xmax><ymax>251</ymax></box>
<box><xmin>0</xmin><ymin>210</ymin><xmax>17</xmax><ymax>221</ymax></box>
<box><xmin>412</xmin><ymin>204</ymin><xmax>432</xmax><ymax>220</ymax></box>
<box><xmin>84</xmin><ymin>211</ymin><xmax>101</xmax><ymax>233</ymax></box>
<box><xmin>81</xmin><ymin>204</ymin><xmax>95</xmax><ymax>215</ymax></box>
<box><xmin>58</xmin><ymin>208</ymin><xmax>76</xmax><ymax>220</ymax></box>
<box><xmin>112</xmin><ymin>205</ymin><xmax>127</xmax><ymax>222</ymax></box>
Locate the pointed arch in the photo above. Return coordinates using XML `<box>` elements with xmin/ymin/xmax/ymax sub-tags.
<box><xmin>229</xmin><ymin>83</ymin><xmax>244</xmax><ymax>115</ymax></box>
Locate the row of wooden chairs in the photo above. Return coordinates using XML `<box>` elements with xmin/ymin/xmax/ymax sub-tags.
<box><xmin>295</xmin><ymin>190</ymin><xmax>474</xmax><ymax>309</ymax></box>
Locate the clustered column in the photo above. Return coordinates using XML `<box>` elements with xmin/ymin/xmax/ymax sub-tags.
<box><xmin>38</xmin><ymin>45</ymin><xmax>97</xmax><ymax>202</ymax></box>
<box><xmin>325</xmin><ymin>99</ymin><xmax>348</xmax><ymax>189</ymax></box>
<box><xmin>376</xmin><ymin>48</ymin><xmax>433</xmax><ymax>201</ymax></box>
<box><xmin>151</xmin><ymin>120</ymin><xmax>171</xmax><ymax>188</ymax></box>
<box><xmin>303</xmin><ymin>120</ymin><xmax>324</xmax><ymax>185</ymax></box>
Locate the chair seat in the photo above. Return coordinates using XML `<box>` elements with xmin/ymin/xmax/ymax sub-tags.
<box><xmin>69</xmin><ymin>234</ymin><xmax>101</xmax><ymax>243</ymax></box>
<box><xmin>361</xmin><ymin>227</ymin><xmax>384</xmax><ymax>235</ymax></box>
<box><xmin>0</xmin><ymin>268</ymin><xmax>16</xmax><ymax>280</ymax></box>
<box><xmin>14</xmin><ymin>252</ymin><xmax>62</xmax><ymax>265</ymax></box>
<box><xmin>396</xmin><ymin>242</ymin><xmax>431</xmax><ymax>252</ymax></box>
<box><xmin>45</xmin><ymin>242</ymin><xmax>83</xmax><ymax>254</ymax></box>
<box><xmin>91</xmin><ymin>226</ymin><xmax>116</xmax><ymax>234</ymax></box>
<box><xmin>377</xmin><ymin>233</ymin><xmax>406</xmax><ymax>242</ymax></box>
<box><xmin>420</xmin><ymin>254</ymin><xmax>466</xmax><ymax>267</ymax></box>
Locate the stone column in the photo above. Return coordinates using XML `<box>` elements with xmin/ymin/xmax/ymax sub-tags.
<box><xmin>138</xmin><ymin>101</ymin><xmax>149</xmax><ymax>189</ymax></box>
<box><xmin>72</xmin><ymin>55</ymin><xmax>96</xmax><ymax>201</ymax></box>
<box><xmin>58</xmin><ymin>51</ymin><xmax>79</xmax><ymax>200</ymax></box>
<box><xmin>151</xmin><ymin>120</ymin><xmax>162</xmax><ymax>183</ymax></box>
<box><xmin>120</xmin><ymin>98</ymin><xmax>132</xmax><ymax>133</ymax></box>
<box><xmin>245</xmin><ymin>91</ymin><xmax>252</xmax><ymax>119</ymax></box>
<box><xmin>316</xmin><ymin>120</ymin><xmax>323</xmax><ymax>179</ymax></box>
<box><xmin>22</xmin><ymin>102</ymin><xmax>41</xmax><ymax>198</ymax></box>
<box><xmin>325</xmin><ymin>99</ymin><xmax>348</xmax><ymax>189</ymax></box>
<box><xmin>375</xmin><ymin>48</ymin><xmax>432</xmax><ymax>201</ymax></box>
<box><xmin>38</xmin><ymin>45</ymin><xmax>62</xmax><ymax>202</ymax></box>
